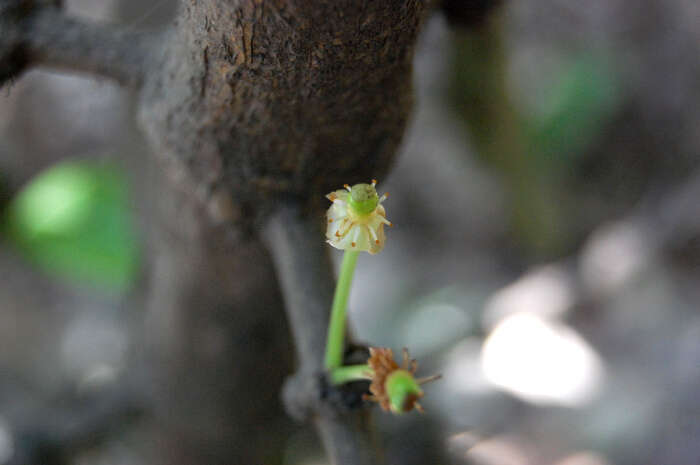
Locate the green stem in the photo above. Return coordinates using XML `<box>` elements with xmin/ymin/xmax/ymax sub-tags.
<box><xmin>324</xmin><ymin>250</ymin><xmax>360</xmax><ymax>369</ymax></box>
<box><xmin>330</xmin><ymin>364</ymin><xmax>373</xmax><ymax>385</ymax></box>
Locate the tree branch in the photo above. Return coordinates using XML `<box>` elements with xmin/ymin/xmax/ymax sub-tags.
<box><xmin>264</xmin><ymin>204</ymin><xmax>377</xmax><ymax>465</ymax></box>
<box><xmin>0</xmin><ymin>2</ymin><xmax>157</xmax><ymax>87</ymax></box>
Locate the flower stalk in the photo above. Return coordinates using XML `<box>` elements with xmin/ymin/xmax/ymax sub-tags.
<box><xmin>322</xmin><ymin>181</ymin><xmax>440</xmax><ymax>414</ymax></box>
<box><xmin>324</xmin><ymin>249</ymin><xmax>359</xmax><ymax>370</ymax></box>
<box><xmin>330</xmin><ymin>364</ymin><xmax>373</xmax><ymax>384</ymax></box>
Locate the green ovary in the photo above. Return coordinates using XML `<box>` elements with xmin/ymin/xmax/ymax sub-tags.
<box><xmin>348</xmin><ymin>183</ymin><xmax>379</xmax><ymax>216</ymax></box>
<box><xmin>385</xmin><ymin>369</ymin><xmax>423</xmax><ymax>414</ymax></box>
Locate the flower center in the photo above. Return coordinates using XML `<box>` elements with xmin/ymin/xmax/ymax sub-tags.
<box><xmin>348</xmin><ymin>183</ymin><xmax>379</xmax><ymax>216</ymax></box>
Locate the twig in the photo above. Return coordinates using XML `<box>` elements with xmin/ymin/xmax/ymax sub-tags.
<box><xmin>0</xmin><ymin>3</ymin><xmax>158</xmax><ymax>88</ymax></box>
<box><xmin>264</xmin><ymin>203</ymin><xmax>377</xmax><ymax>465</ymax></box>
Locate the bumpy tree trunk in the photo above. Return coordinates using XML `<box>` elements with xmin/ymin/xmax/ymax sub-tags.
<box><xmin>134</xmin><ymin>3</ymin><xmax>427</xmax><ymax>463</ymax></box>
<box><xmin>138</xmin><ymin>0</ymin><xmax>426</xmax><ymax>220</ymax></box>
<box><xmin>140</xmin><ymin>170</ymin><xmax>294</xmax><ymax>464</ymax></box>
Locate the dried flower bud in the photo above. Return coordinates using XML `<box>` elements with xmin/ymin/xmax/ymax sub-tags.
<box><xmin>326</xmin><ymin>180</ymin><xmax>391</xmax><ymax>254</ymax></box>
<box><xmin>365</xmin><ymin>347</ymin><xmax>441</xmax><ymax>414</ymax></box>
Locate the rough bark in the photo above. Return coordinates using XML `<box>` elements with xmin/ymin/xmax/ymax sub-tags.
<box><xmin>138</xmin><ymin>0</ymin><xmax>427</xmax><ymax>224</ymax></box>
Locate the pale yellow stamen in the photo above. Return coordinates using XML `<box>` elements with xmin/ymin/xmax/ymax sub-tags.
<box><xmin>367</xmin><ymin>225</ymin><xmax>379</xmax><ymax>244</ymax></box>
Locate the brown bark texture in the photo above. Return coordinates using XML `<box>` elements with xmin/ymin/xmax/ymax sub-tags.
<box><xmin>138</xmin><ymin>0</ymin><xmax>427</xmax><ymax>223</ymax></box>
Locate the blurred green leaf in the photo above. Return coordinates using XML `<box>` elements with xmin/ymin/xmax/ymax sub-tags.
<box><xmin>3</xmin><ymin>160</ymin><xmax>139</xmax><ymax>293</ymax></box>
<box><xmin>530</xmin><ymin>55</ymin><xmax>620</xmax><ymax>167</ymax></box>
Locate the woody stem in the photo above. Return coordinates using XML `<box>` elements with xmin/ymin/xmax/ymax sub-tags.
<box><xmin>324</xmin><ymin>250</ymin><xmax>360</xmax><ymax>370</ymax></box>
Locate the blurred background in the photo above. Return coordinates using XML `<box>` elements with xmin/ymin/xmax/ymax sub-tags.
<box><xmin>1</xmin><ymin>0</ymin><xmax>699</xmax><ymax>464</ymax></box>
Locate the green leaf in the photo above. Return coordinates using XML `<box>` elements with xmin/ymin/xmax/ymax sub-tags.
<box><xmin>3</xmin><ymin>160</ymin><xmax>139</xmax><ymax>293</ymax></box>
<box><xmin>530</xmin><ymin>54</ymin><xmax>620</xmax><ymax>167</ymax></box>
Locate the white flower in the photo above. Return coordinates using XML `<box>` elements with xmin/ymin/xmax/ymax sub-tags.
<box><xmin>326</xmin><ymin>180</ymin><xmax>392</xmax><ymax>254</ymax></box>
